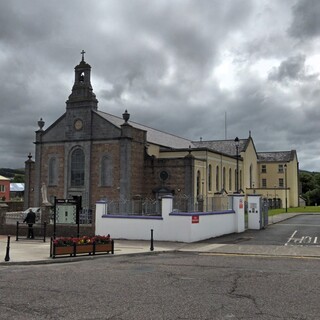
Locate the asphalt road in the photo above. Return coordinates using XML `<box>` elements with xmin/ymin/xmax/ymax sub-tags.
<box><xmin>0</xmin><ymin>252</ymin><xmax>319</xmax><ymax>320</ymax></box>
<box><xmin>203</xmin><ymin>214</ymin><xmax>320</xmax><ymax>247</ymax></box>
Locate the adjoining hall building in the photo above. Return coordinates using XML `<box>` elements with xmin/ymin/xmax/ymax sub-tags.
<box><xmin>23</xmin><ymin>55</ymin><xmax>300</xmax><ymax>213</ymax></box>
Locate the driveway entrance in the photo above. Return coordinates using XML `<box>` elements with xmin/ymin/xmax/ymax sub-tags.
<box><xmin>203</xmin><ymin>214</ymin><xmax>320</xmax><ymax>247</ymax></box>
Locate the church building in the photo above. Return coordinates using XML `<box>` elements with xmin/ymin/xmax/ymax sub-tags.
<box><xmin>24</xmin><ymin>54</ymin><xmax>300</xmax><ymax>213</ymax></box>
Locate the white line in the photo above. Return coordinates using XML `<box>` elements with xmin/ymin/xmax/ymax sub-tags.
<box><xmin>314</xmin><ymin>237</ymin><xmax>318</xmax><ymax>244</ymax></box>
<box><xmin>304</xmin><ymin>236</ymin><xmax>312</xmax><ymax>244</ymax></box>
<box><xmin>285</xmin><ymin>230</ymin><xmax>298</xmax><ymax>246</ymax></box>
<box><xmin>279</xmin><ymin>223</ymin><xmax>320</xmax><ymax>227</ymax></box>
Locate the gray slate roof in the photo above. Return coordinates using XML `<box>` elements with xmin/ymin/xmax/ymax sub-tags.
<box><xmin>192</xmin><ymin>139</ymin><xmax>248</xmax><ymax>156</ymax></box>
<box><xmin>257</xmin><ymin>151</ymin><xmax>295</xmax><ymax>162</ymax></box>
<box><xmin>96</xmin><ymin>111</ymin><xmax>195</xmax><ymax>149</ymax></box>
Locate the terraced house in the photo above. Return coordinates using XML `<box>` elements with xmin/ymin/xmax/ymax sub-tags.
<box><xmin>24</xmin><ymin>54</ymin><xmax>300</xmax><ymax>214</ymax></box>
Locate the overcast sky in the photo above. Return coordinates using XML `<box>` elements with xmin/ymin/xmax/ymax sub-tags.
<box><xmin>1</xmin><ymin>0</ymin><xmax>320</xmax><ymax>171</ymax></box>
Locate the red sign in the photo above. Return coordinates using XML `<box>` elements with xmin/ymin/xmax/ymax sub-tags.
<box><xmin>192</xmin><ymin>215</ymin><xmax>199</xmax><ymax>224</ymax></box>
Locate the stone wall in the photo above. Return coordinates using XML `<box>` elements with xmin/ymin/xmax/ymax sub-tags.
<box><xmin>143</xmin><ymin>156</ymin><xmax>193</xmax><ymax>197</ymax></box>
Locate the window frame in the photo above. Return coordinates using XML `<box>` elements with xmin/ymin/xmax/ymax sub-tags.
<box><xmin>70</xmin><ymin>148</ymin><xmax>85</xmax><ymax>187</ymax></box>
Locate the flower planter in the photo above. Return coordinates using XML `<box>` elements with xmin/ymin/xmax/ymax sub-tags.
<box><xmin>50</xmin><ymin>237</ymin><xmax>114</xmax><ymax>258</ymax></box>
<box><xmin>94</xmin><ymin>242</ymin><xmax>113</xmax><ymax>254</ymax></box>
<box><xmin>53</xmin><ymin>246</ymin><xmax>74</xmax><ymax>256</ymax></box>
<box><xmin>76</xmin><ymin>244</ymin><xmax>94</xmax><ymax>254</ymax></box>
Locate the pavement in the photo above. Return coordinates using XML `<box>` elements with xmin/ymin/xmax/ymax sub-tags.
<box><xmin>1</xmin><ymin>212</ymin><xmax>319</xmax><ymax>265</ymax></box>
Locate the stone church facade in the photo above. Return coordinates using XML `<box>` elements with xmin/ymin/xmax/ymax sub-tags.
<box><xmin>24</xmin><ymin>55</ymin><xmax>300</xmax><ymax>212</ymax></box>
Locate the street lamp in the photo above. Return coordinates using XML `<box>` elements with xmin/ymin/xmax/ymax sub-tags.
<box><xmin>284</xmin><ymin>164</ymin><xmax>287</xmax><ymax>212</ymax></box>
<box><xmin>234</xmin><ymin>137</ymin><xmax>240</xmax><ymax>193</ymax></box>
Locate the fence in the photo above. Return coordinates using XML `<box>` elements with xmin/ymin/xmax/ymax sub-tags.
<box><xmin>16</xmin><ymin>221</ymin><xmax>47</xmax><ymax>242</ymax></box>
<box><xmin>5</xmin><ymin>208</ymin><xmax>41</xmax><ymax>225</ymax></box>
<box><xmin>4</xmin><ymin>195</ymin><xmax>231</xmax><ymax>226</ymax></box>
<box><xmin>79</xmin><ymin>209</ymin><xmax>92</xmax><ymax>224</ymax></box>
<box><xmin>100</xmin><ymin>195</ymin><xmax>231</xmax><ymax>215</ymax></box>
<box><xmin>172</xmin><ymin>194</ymin><xmax>231</xmax><ymax>213</ymax></box>
<box><xmin>96</xmin><ymin>195</ymin><xmax>245</xmax><ymax>242</ymax></box>
<box><xmin>105</xmin><ymin>198</ymin><xmax>160</xmax><ymax>215</ymax></box>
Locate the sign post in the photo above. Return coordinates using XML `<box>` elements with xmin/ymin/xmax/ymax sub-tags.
<box><xmin>53</xmin><ymin>197</ymin><xmax>82</xmax><ymax>238</ymax></box>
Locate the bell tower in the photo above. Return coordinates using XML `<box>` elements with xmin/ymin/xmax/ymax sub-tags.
<box><xmin>66</xmin><ymin>50</ymin><xmax>98</xmax><ymax>110</ymax></box>
<box><xmin>64</xmin><ymin>51</ymin><xmax>98</xmax><ymax>209</ymax></box>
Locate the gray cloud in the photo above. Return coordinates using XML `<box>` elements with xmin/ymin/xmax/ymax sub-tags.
<box><xmin>0</xmin><ymin>0</ymin><xmax>320</xmax><ymax>172</ymax></box>
<box><xmin>268</xmin><ymin>54</ymin><xmax>307</xmax><ymax>81</ymax></box>
<box><xmin>289</xmin><ymin>0</ymin><xmax>320</xmax><ymax>39</ymax></box>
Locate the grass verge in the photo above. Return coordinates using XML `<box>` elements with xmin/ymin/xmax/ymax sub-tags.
<box><xmin>268</xmin><ymin>206</ymin><xmax>320</xmax><ymax>216</ymax></box>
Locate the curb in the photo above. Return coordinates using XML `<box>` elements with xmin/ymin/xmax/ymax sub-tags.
<box><xmin>0</xmin><ymin>249</ymin><xmax>173</xmax><ymax>266</ymax></box>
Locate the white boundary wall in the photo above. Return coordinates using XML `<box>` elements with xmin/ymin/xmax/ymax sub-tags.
<box><xmin>95</xmin><ymin>195</ymin><xmax>245</xmax><ymax>243</ymax></box>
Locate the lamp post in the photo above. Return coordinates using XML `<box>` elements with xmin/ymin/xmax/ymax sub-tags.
<box><xmin>284</xmin><ymin>164</ymin><xmax>287</xmax><ymax>212</ymax></box>
<box><xmin>274</xmin><ymin>185</ymin><xmax>277</xmax><ymax>209</ymax></box>
<box><xmin>234</xmin><ymin>137</ymin><xmax>239</xmax><ymax>193</ymax></box>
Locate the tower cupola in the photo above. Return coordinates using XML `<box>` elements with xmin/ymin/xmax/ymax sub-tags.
<box><xmin>66</xmin><ymin>50</ymin><xmax>98</xmax><ymax>110</ymax></box>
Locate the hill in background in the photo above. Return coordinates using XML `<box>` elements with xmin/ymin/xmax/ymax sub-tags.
<box><xmin>0</xmin><ymin>168</ymin><xmax>25</xmax><ymax>182</ymax></box>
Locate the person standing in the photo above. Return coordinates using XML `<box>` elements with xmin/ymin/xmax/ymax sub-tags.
<box><xmin>23</xmin><ymin>209</ymin><xmax>36</xmax><ymax>239</ymax></box>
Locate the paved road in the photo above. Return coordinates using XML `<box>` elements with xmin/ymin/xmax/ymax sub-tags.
<box><xmin>282</xmin><ymin>215</ymin><xmax>320</xmax><ymax>247</ymax></box>
<box><xmin>1</xmin><ymin>252</ymin><xmax>319</xmax><ymax>320</ymax></box>
<box><xmin>202</xmin><ymin>214</ymin><xmax>320</xmax><ymax>247</ymax></box>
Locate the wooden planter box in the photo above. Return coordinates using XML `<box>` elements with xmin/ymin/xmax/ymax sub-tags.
<box><xmin>50</xmin><ymin>239</ymin><xmax>114</xmax><ymax>258</ymax></box>
<box><xmin>52</xmin><ymin>245</ymin><xmax>74</xmax><ymax>257</ymax></box>
<box><xmin>94</xmin><ymin>243</ymin><xmax>113</xmax><ymax>254</ymax></box>
<box><xmin>76</xmin><ymin>244</ymin><xmax>94</xmax><ymax>254</ymax></box>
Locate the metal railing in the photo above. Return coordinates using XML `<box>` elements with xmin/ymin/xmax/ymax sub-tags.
<box><xmin>172</xmin><ymin>194</ymin><xmax>231</xmax><ymax>213</ymax></box>
<box><xmin>16</xmin><ymin>221</ymin><xmax>47</xmax><ymax>242</ymax></box>
<box><xmin>103</xmin><ymin>195</ymin><xmax>231</xmax><ymax>215</ymax></box>
<box><xmin>5</xmin><ymin>209</ymin><xmax>41</xmax><ymax>225</ymax></box>
<box><xmin>79</xmin><ymin>209</ymin><xmax>92</xmax><ymax>224</ymax></box>
<box><xmin>106</xmin><ymin>198</ymin><xmax>160</xmax><ymax>216</ymax></box>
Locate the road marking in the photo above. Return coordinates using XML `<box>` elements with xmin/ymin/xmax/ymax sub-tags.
<box><xmin>304</xmin><ymin>236</ymin><xmax>312</xmax><ymax>244</ymax></box>
<box><xmin>279</xmin><ymin>224</ymin><xmax>320</xmax><ymax>227</ymax></box>
<box><xmin>285</xmin><ymin>230</ymin><xmax>319</xmax><ymax>246</ymax></box>
<box><xmin>199</xmin><ymin>253</ymin><xmax>320</xmax><ymax>260</ymax></box>
<box><xmin>285</xmin><ymin>230</ymin><xmax>297</xmax><ymax>246</ymax></box>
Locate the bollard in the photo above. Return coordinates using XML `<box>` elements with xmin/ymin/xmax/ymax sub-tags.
<box><xmin>43</xmin><ymin>222</ymin><xmax>47</xmax><ymax>242</ymax></box>
<box><xmin>150</xmin><ymin>229</ymin><xmax>154</xmax><ymax>251</ymax></box>
<box><xmin>4</xmin><ymin>235</ymin><xmax>10</xmax><ymax>262</ymax></box>
<box><xmin>16</xmin><ymin>221</ymin><xmax>19</xmax><ymax>241</ymax></box>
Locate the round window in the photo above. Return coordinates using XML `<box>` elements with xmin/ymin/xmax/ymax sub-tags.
<box><xmin>159</xmin><ymin>170</ymin><xmax>169</xmax><ymax>181</ymax></box>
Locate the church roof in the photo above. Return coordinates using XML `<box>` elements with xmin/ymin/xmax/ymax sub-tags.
<box><xmin>96</xmin><ymin>111</ymin><xmax>195</xmax><ymax>149</ymax></box>
<box><xmin>257</xmin><ymin>151</ymin><xmax>296</xmax><ymax>162</ymax></box>
<box><xmin>192</xmin><ymin>139</ymin><xmax>248</xmax><ymax>156</ymax></box>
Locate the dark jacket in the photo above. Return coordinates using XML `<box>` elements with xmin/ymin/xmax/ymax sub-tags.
<box><xmin>24</xmin><ymin>210</ymin><xmax>36</xmax><ymax>224</ymax></box>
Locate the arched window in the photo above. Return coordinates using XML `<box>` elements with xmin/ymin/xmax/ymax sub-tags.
<box><xmin>101</xmin><ymin>155</ymin><xmax>113</xmax><ymax>186</ymax></box>
<box><xmin>234</xmin><ymin>169</ymin><xmax>237</xmax><ymax>191</ymax></box>
<box><xmin>229</xmin><ymin>168</ymin><xmax>232</xmax><ymax>191</ymax></box>
<box><xmin>196</xmin><ymin>170</ymin><xmax>201</xmax><ymax>196</ymax></box>
<box><xmin>208</xmin><ymin>164</ymin><xmax>212</xmax><ymax>191</ymax></box>
<box><xmin>71</xmin><ymin>148</ymin><xmax>85</xmax><ymax>187</ymax></box>
<box><xmin>216</xmin><ymin>166</ymin><xmax>219</xmax><ymax>191</ymax></box>
<box><xmin>48</xmin><ymin>157</ymin><xmax>57</xmax><ymax>186</ymax></box>
<box><xmin>250</xmin><ymin>164</ymin><xmax>253</xmax><ymax>188</ymax></box>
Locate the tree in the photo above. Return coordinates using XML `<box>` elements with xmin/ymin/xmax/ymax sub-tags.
<box><xmin>13</xmin><ymin>174</ymin><xmax>24</xmax><ymax>183</ymax></box>
<box><xmin>305</xmin><ymin>188</ymin><xmax>320</xmax><ymax>206</ymax></box>
<box><xmin>300</xmin><ymin>171</ymin><xmax>316</xmax><ymax>194</ymax></box>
